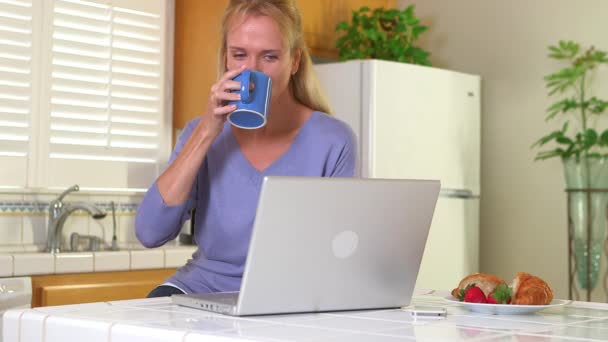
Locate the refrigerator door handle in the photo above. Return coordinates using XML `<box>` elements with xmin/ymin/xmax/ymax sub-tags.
<box><xmin>440</xmin><ymin>188</ymin><xmax>478</xmax><ymax>199</ymax></box>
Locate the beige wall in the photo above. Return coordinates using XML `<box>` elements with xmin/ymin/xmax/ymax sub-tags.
<box><xmin>397</xmin><ymin>0</ymin><xmax>608</xmax><ymax>300</ymax></box>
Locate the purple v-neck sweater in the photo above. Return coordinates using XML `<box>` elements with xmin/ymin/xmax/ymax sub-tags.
<box><xmin>135</xmin><ymin>111</ymin><xmax>357</xmax><ymax>294</ymax></box>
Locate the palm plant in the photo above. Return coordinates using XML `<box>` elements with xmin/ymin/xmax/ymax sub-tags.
<box><xmin>532</xmin><ymin>41</ymin><xmax>608</xmax><ymax>161</ymax></box>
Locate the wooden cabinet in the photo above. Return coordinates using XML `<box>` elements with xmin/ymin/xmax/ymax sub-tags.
<box><xmin>172</xmin><ymin>0</ymin><xmax>396</xmax><ymax>138</ymax></box>
<box><xmin>173</xmin><ymin>0</ymin><xmax>228</xmax><ymax>136</ymax></box>
<box><xmin>297</xmin><ymin>0</ymin><xmax>397</xmax><ymax>59</ymax></box>
<box><xmin>31</xmin><ymin>269</ymin><xmax>176</xmax><ymax>307</ymax></box>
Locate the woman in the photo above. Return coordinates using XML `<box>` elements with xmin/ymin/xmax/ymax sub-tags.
<box><xmin>136</xmin><ymin>0</ymin><xmax>357</xmax><ymax>297</ymax></box>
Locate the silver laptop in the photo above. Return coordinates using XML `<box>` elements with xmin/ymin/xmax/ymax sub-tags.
<box><xmin>172</xmin><ymin>176</ymin><xmax>440</xmax><ymax>316</ymax></box>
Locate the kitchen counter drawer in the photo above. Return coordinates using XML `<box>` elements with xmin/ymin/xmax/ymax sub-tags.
<box><xmin>31</xmin><ymin>269</ymin><xmax>176</xmax><ymax>307</ymax></box>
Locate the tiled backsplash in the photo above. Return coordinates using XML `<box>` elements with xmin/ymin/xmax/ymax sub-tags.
<box><xmin>0</xmin><ymin>201</ymin><xmax>138</xmax><ymax>215</ymax></box>
<box><xmin>0</xmin><ymin>192</ymin><xmax>144</xmax><ymax>251</ymax></box>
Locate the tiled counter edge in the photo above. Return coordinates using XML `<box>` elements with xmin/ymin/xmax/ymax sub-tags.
<box><xmin>0</xmin><ymin>246</ymin><xmax>197</xmax><ymax>276</ymax></box>
<box><xmin>6</xmin><ymin>295</ymin><xmax>608</xmax><ymax>342</ymax></box>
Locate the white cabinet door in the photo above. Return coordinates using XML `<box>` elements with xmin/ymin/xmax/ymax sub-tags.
<box><xmin>415</xmin><ymin>196</ymin><xmax>479</xmax><ymax>290</ymax></box>
<box><xmin>314</xmin><ymin>61</ymin><xmax>362</xmax><ymax>144</ymax></box>
<box><xmin>368</xmin><ymin>60</ymin><xmax>480</xmax><ymax>194</ymax></box>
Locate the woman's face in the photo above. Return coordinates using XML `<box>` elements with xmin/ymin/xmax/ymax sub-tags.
<box><xmin>226</xmin><ymin>15</ymin><xmax>299</xmax><ymax>104</ymax></box>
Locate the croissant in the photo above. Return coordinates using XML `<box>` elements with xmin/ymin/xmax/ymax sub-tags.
<box><xmin>451</xmin><ymin>273</ymin><xmax>506</xmax><ymax>298</ymax></box>
<box><xmin>511</xmin><ymin>272</ymin><xmax>553</xmax><ymax>305</ymax></box>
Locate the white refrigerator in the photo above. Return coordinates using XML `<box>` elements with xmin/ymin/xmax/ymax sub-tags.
<box><xmin>314</xmin><ymin>59</ymin><xmax>481</xmax><ymax>290</ymax></box>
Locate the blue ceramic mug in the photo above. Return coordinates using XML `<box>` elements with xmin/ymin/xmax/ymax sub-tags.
<box><xmin>227</xmin><ymin>70</ymin><xmax>272</xmax><ymax>129</ymax></box>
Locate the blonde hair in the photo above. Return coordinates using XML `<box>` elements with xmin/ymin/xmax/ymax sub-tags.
<box><xmin>218</xmin><ymin>0</ymin><xmax>332</xmax><ymax>114</ymax></box>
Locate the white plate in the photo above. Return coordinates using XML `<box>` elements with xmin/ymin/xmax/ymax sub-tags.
<box><xmin>444</xmin><ymin>296</ymin><xmax>570</xmax><ymax>315</ymax></box>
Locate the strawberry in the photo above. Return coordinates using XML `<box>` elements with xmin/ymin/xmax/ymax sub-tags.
<box><xmin>457</xmin><ymin>283</ymin><xmax>487</xmax><ymax>303</ymax></box>
<box><xmin>487</xmin><ymin>284</ymin><xmax>512</xmax><ymax>304</ymax></box>
<box><xmin>464</xmin><ymin>286</ymin><xmax>488</xmax><ymax>303</ymax></box>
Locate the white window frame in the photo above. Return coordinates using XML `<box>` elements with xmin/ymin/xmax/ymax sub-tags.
<box><xmin>0</xmin><ymin>0</ymin><xmax>173</xmax><ymax>194</ymax></box>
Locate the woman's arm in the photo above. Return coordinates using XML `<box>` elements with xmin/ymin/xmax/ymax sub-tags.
<box><xmin>135</xmin><ymin>119</ymin><xmax>206</xmax><ymax>247</ymax></box>
<box><xmin>157</xmin><ymin>121</ymin><xmax>216</xmax><ymax>205</ymax></box>
<box><xmin>135</xmin><ymin>67</ymin><xmax>245</xmax><ymax>248</ymax></box>
<box><xmin>159</xmin><ymin>66</ymin><xmax>246</xmax><ymax>205</ymax></box>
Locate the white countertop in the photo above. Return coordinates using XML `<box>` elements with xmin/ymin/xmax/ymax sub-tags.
<box><xmin>4</xmin><ymin>291</ymin><xmax>608</xmax><ymax>342</ymax></box>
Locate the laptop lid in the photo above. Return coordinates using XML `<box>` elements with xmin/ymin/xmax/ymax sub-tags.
<box><xmin>234</xmin><ymin>176</ymin><xmax>440</xmax><ymax>316</ymax></box>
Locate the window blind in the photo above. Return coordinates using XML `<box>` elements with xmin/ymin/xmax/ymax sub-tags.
<box><xmin>0</xmin><ymin>0</ymin><xmax>35</xmax><ymax>188</ymax></box>
<box><xmin>41</xmin><ymin>0</ymin><xmax>168</xmax><ymax>190</ymax></box>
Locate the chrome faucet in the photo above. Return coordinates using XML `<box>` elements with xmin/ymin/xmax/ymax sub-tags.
<box><xmin>46</xmin><ymin>185</ymin><xmax>107</xmax><ymax>253</ymax></box>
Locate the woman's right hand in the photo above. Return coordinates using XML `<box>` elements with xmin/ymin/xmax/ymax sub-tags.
<box><xmin>156</xmin><ymin>66</ymin><xmax>247</xmax><ymax>206</ymax></box>
<box><xmin>202</xmin><ymin>65</ymin><xmax>246</xmax><ymax>138</ymax></box>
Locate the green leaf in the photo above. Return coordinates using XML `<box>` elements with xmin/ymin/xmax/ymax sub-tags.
<box><xmin>583</xmin><ymin>129</ymin><xmax>598</xmax><ymax>147</ymax></box>
<box><xmin>383</xmin><ymin>8</ymin><xmax>399</xmax><ymax>17</ymax></box>
<box><xmin>534</xmin><ymin>149</ymin><xmax>564</xmax><ymax>161</ymax></box>
<box><xmin>378</xmin><ymin>31</ymin><xmax>387</xmax><ymax>41</ymax></box>
<box><xmin>549</xmin><ymin>46</ymin><xmax>561</xmax><ymax>53</ymax></box>
<box><xmin>335</xmin><ymin>22</ymin><xmax>349</xmax><ymax>31</ymax></box>
<box><xmin>600</xmin><ymin>129</ymin><xmax>608</xmax><ymax>146</ymax></box>
<box><xmin>556</xmin><ymin>135</ymin><xmax>573</xmax><ymax>145</ymax></box>
<box><xmin>548</xmin><ymin>46</ymin><xmax>567</xmax><ymax>59</ymax></box>
<box><xmin>412</xmin><ymin>25</ymin><xmax>428</xmax><ymax>39</ymax></box>
<box><xmin>556</xmin><ymin>40</ymin><xmax>580</xmax><ymax>59</ymax></box>
<box><xmin>545</xmin><ymin>99</ymin><xmax>579</xmax><ymax>119</ymax></box>
<box><xmin>588</xmin><ymin>97</ymin><xmax>608</xmax><ymax>114</ymax></box>
<box><xmin>489</xmin><ymin>284</ymin><xmax>513</xmax><ymax>304</ymax></box>
<box><xmin>364</xmin><ymin>28</ymin><xmax>378</xmax><ymax>41</ymax></box>
<box><xmin>593</xmin><ymin>50</ymin><xmax>606</xmax><ymax>59</ymax></box>
<box><xmin>403</xmin><ymin>5</ymin><xmax>414</xmax><ymax>17</ymax></box>
<box><xmin>531</xmin><ymin>130</ymin><xmax>563</xmax><ymax>148</ymax></box>
<box><xmin>406</xmin><ymin>16</ymin><xmax>420</xmax><ymax>26</ymax></box>
<box><xmin>546</xmin><ymin>99</ymin><xmax>566</xmax><ymax>112</ymax></box>
<box><xmin>409</xmin><ymin>46</ymin><xmax>430</xmax><ymax>64</ymax></box>
<box><xmin>564</xmin><ymin>141</ymin><xmax>576</xmax><ymax>155</ymax></box>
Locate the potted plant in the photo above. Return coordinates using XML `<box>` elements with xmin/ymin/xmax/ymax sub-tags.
<box><xmin>532</xmin><ymin>40</ymin><xmax>608</xmax><ymax>292</ymax></box>
<box><xmin>335</xmin><ymin>5</ymin><xmax>431</xmax><ymax>66</ymax></box>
